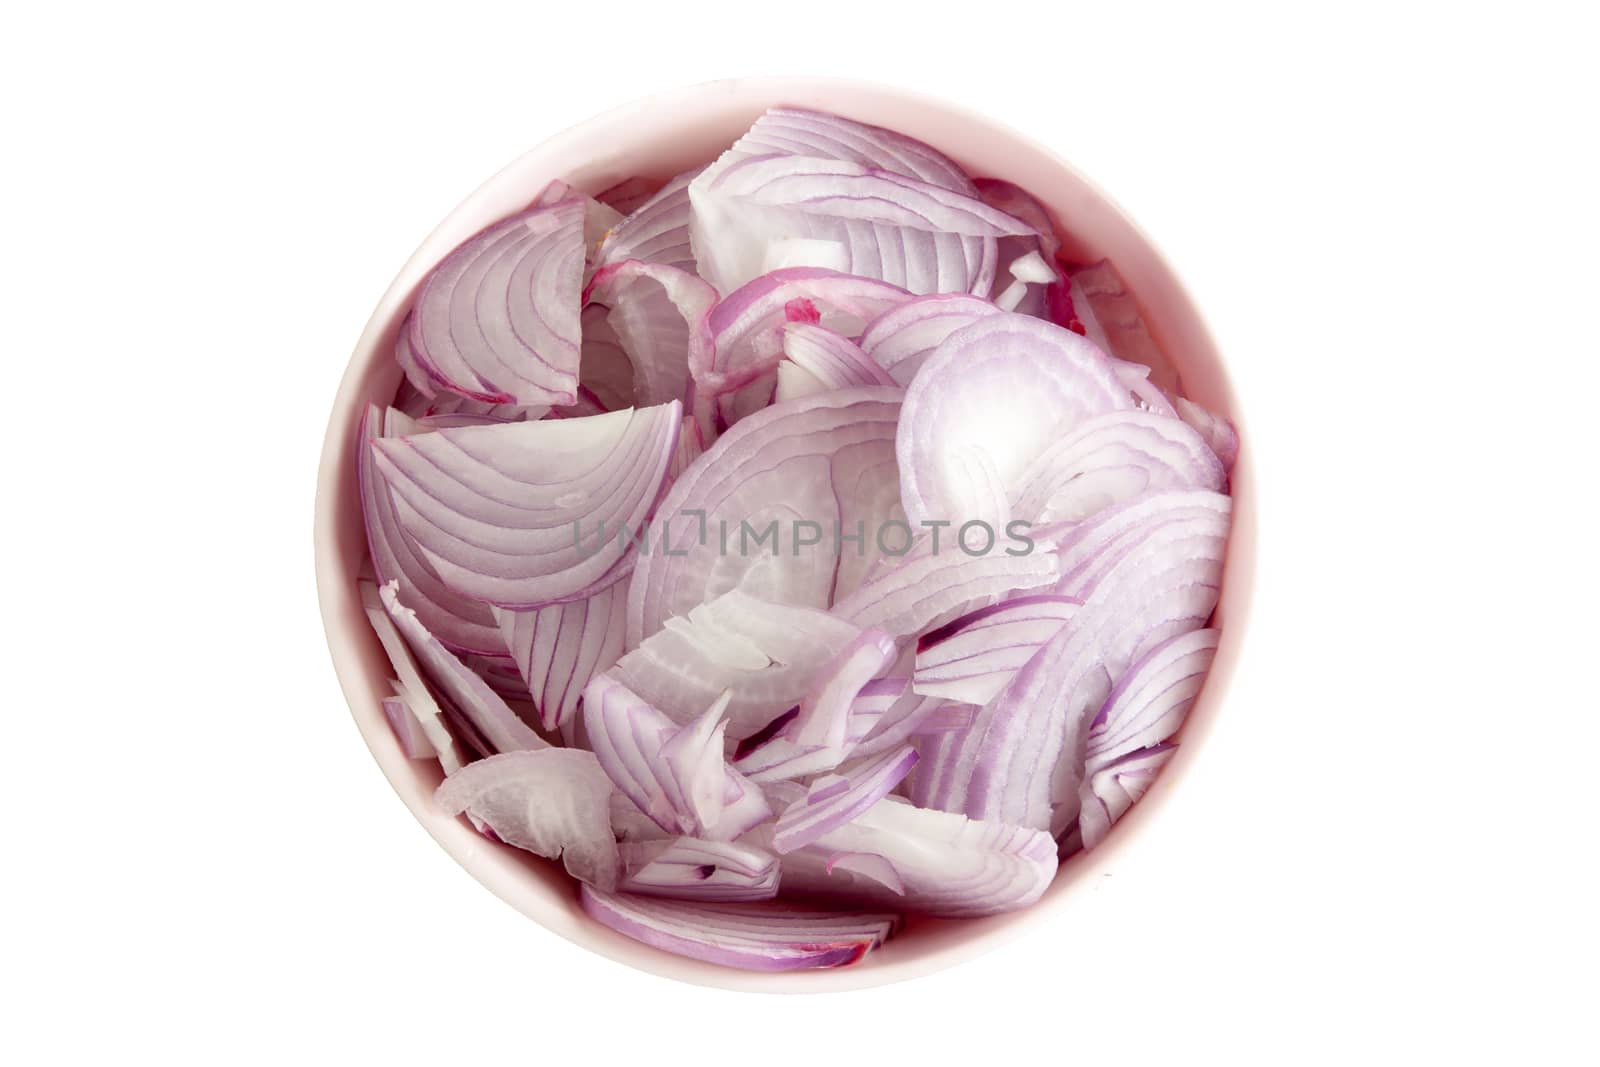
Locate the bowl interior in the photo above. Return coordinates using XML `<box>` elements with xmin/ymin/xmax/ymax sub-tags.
<box><xmin>314</xmin><ymin>76</ymin><xmax>1254</xmax><ymax>992</ymax></box>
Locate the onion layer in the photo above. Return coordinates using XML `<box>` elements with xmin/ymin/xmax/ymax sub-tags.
<box><xmin>580</xmin><ymin>887</ymin><xmax>900</xmax><ymax>971</ymax></box>
<box><xmin>372</xmin><ymin>402</ymin><xmax>682</xmax><ymax>609</ymax></box>
<box><xmin>403</xmin><ymin>198</ymin><xmax>585</xmax><ymax>407</ymax></box>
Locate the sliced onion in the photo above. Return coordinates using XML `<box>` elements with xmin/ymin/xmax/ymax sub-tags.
<box><xmin>1110</xmin><ymin>357</ymin><xmax>1178</xmax><ymax>416</ymax></box>
<box><xmin>435</xmin><ymin>748</ymin><xmax>618</xmax><ymax>890</ymax></box>
<box><xmin>771</xmin><ymin>744</ymin><xmax>919</xmax><ymax>853</ymax></box>
<box><xmin>613</xmin><ymin>588</ymin><xmax>862</xmax><ymax>739</ymax></box>
<box><xmin>711</xmin><ymin>155</ymin><xmax>1032</xmax><ymax>235</ymax></box>
<box><xmin>617</xmin><ymin>838</ymin><xmax>780</xmax><ymax>902</ymax></box>
<box><xmin>769</xmin><ymin>794</ymin><xmax>1056</xmax><ymax>917</ymax></box>
<box><xmin>689</xmin><ymin>109</ymin><xmax>1009</xmax><ymax>297</ymax></box>
<box><xmin>913</xmin><ymin>595</ymin><xmax>1080</xmax><ymax>706</ymax></box>
<box><xmin>910</xmin><ymin>703</ymin><xmax>979</xmax><ymax>735</ymax></box>
<box><xmin>626</xmin><ymin>386</ymin><xmax>903</xmax><ymax>643</ymax></box>
<box><xmin>974</xmin><ymin>178</ymin><xmax>1070</xmax><ymax>324</ymax></box>
<box><xmin>379</xmin><ymin>581</ymin><xmax>546</xmax><ymax>754</ymax></box>
<box><xmin>582</xmin><ymin>676</ymin><xmax>771</xmax><ymax>839</ymax></box>
<box><xmin>898</xmin><ymin>313</ymin><xmax>1133</xmax><ymax>527</ymax></box>
<box><xmin>668</xmin><ymin>415</ymin><xmax>704</xmax><ymax>479</ymax></box>
<box><xmin>594</xmin><ymin>175</ymin><xmax>661</xmax><ymax>216</ymax></box>
<box><xmin>1086</xmin><ymin>628</ymin><xmax>1218</xmax><ymax>767</ymax></box>
<box><xmin>734</xmin><ymin>629</ymin><xmax>898</xmax><ymax>781</ymax></box>
<box><xmin>830</xmin><ymin>535</ymin><xmax>1062</xmax><ymax>640</ymax></box>
<box><xmin>595</xmin><ymin>168</ymin><xmax>702</xmax><ymax>273</ymax></box>
<box><xmin>371</xmin><ymin>402</ymin><xmax>681</xmax><ymax>608</ymax></box>
<box><xmin>846</xmin><ymin>676</ymin><xmax>910</xmax><ymax>742</ymax></box>
<box><xmin>580</xmin><ymin>886</ymin><xmax>900</xmax><ymax>971</ymax></box>
<box><xmin>393</xmin><ymin>367</ymin><xmax>549</xmax><ymax>424</ymax></box>
<box><xmin>778</xmin><ymin>322</ymin><xmax>897</xmax><ymax>398</ymax></box>
<box><xmin>857</xmin><ymin>294</ymin><xmax>1002</xmax><ymax>386</ymax></box>
<box><xmin>584</xmin><ymin>259</ymin><xmax>717</xmax><ymax>411</ymax></box>
<box><xmin>1077</xmin><ymin>744</ymin><xmax>1177</xmax><ymax>850</ymax></box>
<box><xmin>360</xmin><ymin>580</ymin><xmax>467</xmax><ymax>772</ymax></box>
<box><xmin>493</xmin><ymin>582</ymin><xmax>626</xmax><ymax>733</ymax></box>
<box><xmin>835</xmin><ymin>648</ymin><xmax>947</xmax><ymax>760</ymax></box>
<box><xmin>911</xmin><ymin>491</ymin><xmax>1229</xmax><ymax>831</ymax></box>
<box><xmin>354</xmin><ymin>107</ymin><xmax>1243</xmax><ymax>954</ymax></box>
<box><xmin>691</xmin><ymin>159</ymin><xmax>1008</xmax><ymax>299</ymax></box>
<box><xmin>693</xmin><ymin>269</ymin><xmax>911</xmax><ymax>420</ymax></box>
<box><xmin>403</xmin><ymin>198</ymin><xmax>585</xmax><ymax>407</ymax></box>
<box><xmin>1176</xmin><ymin>396</ymin><xmax>1240</xmax><ymax>475</ymax></box>
<box><xmin>726</xmin><ymin>108</ymin><xmax>979</xmax><ymax>192</ymax></box>
<box><xmin>1068</xmin><ymin>259</ymin><xmax>1182</xmax><ymax>395</ymax></box>
<box><xmin>380</xmin><ymin>690</ymin><xmax>437</xmax><ymax>760</ymax></box>
<box><xmin>1010</xmin><ymin>409</ymin><xmax>1226</xmax><ymax>523</ymax></box>
<box><xmin>461</xmin><ymin>653</ymin><xmax>536</xmax><ymax>702</ymax></box>
<box><xmin>823</xmin><ymin>851</ymin><xmax>906</xmax><ymax>895</ymax></box>
<box><xmin>358</xmin><ymin>404</ymin><xmax>505</xmax><ymax>655</ymax></box>
<box><xmin>1051</xmin><ymin>488</ymin><xmax>1232</xmax><ymax>600</ymax></box>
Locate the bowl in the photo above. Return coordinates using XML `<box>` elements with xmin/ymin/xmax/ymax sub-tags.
<box><xmin>313</xmin><ymin>75</ymin><xmax>1255</xmax><ymax>992</ymax></box>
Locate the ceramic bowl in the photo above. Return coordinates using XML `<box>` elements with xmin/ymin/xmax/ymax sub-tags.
<box><xmin>313</xmin><ymin>75</ymin><xmax>1255</xmax><ymax>992</ymax></box>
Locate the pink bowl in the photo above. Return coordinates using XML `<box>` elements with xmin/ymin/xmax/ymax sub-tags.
<box><xmin>313</xmin><ymin>76</ymin><xmax>1255</xmax><ymax>992</ymax></box>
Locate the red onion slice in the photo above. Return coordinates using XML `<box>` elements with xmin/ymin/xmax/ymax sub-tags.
<box><xmin>617</xmin><ymin>838</ymin><xmax>780</xmax><ymax>902</ymax></box>
<box><xmin>584</xmin><ymin>259</ymin><xmax>716</xmax><ymax>411</ymax></box>
<box><xmin>582</xmin><ymin>676</ymin><xmax>771</xmax><ymax>839</ymax></box>
<box><xmin>594</xmin><ymin>175</ymin><xmax>661</xmax><ymax>216</ymax></box>
<box><xmin>771</xmin><ymin>744</ymin><xmax>920</xmax><ymax>853</ymax></box>
<box><xmin>913</xmin><ymin>595</ymin><xmax>1081</xmax><ymax>706</ymax></box>
<box><xmin>734</xmin><ymin>629</ymin><xmax>898</xmax><ymax>782</ymax></box>
<box><xmin>694</xmin><ymin>269</ymin><xmax>911</xmax><ymax>418</ymax></box>
<box><xmin>1068</xmin><ymin>259</ymin><xmax>1182</xmax><ymax>395</ymax></box>
<box><xmin>830</xmin><ymin>535</ymin><xmax>1062</xmax><ymax>640</ymax></box>
<box><xmin>1010</xmin><ymin>409</ymin><xmax>1227</xmax><ymax>523</ymax></box>
<box><xmin>493</xmin><ymin>581</ymin><xmax>626</xmax><ymax>733</ymax></box>
<box><xmin>435</xmin><ymin>749</ymin><xmax>619</xmax><ymax>890</ymax></box>
<box><xmin>898</xmin><ymin>313</ymin><xmax>1133</xmax><ymax>527</ymax></box>
<box><xmin>689</xmin><ymin>109</ymin><xmax>1006</xmax><ymax>297</ymax></box>
<box><xmin>595</xmin><ymin>168</ymin><xmax>702</xmax><ymax>273</ymax></box>
<box><xmin>692</xmin><ymin>157</ymin><xmax>1009</xmax><ymax>298</ymax></box>
<box><xmin>380</xmin><ymin>690</ymin><xmax>437</xmax><ymax>760</ymax></box>
<box><xmin>1050</xmin><ymin>488</ymin><xmax>1231</xmax><ymax>600</ymax></box>
<box><xmin>579</xmin><ymin>887</ymin><xmax>900</xmax><ymax>971</ymax></box>
<box><xmin>1085</xmin><ymin>628</ymin><xmax>1219</xmax><ymax>768</ymax></box>
<box><xmin>358</xmin><ymin>405</ymin><xmax>505</xmax><ymax>655</ymax></box>
<box><xmin>823</xmin><ymin>851</ymin><xmax>906</xmax><ymax>895</ymax></box>
<box><xmin>912</xmin><ymin>493</ymin><xmax>1229</xmax><ymax>831</ymax></box>
<box><xmin>729</xmin><ymin>108</ymin><xmax>978</xmax><ymax>193</ymax></box>
<box><xmin>626</xmin><ymin>386</ymin><xmax>903</xmax><ymax>643</ymax></box>
<box><xmin>1176</xmin><ymin>396</ymin><xmax>1240</xmax><ymax>475</ymax></box>
<box><xmin>371</xmin><ymin>402</ymin><xmax>682</xmax><ymax>609</ymax></box>
<box><xmin>857</xmin><ymin>294</ymin><xmax>1003</xmax><ymax>385</ymax></box>
<box><xmin>612</xmin><ymin>589</ymin><xmax>864</xmax><ymax>740</ymax></box>
<box><xmin>1077</xmin><ymin>744</ymin><xmax>1177</xmax><ymax>850</ymax></box>
<box><xmin>779</xmin><ymin>322</ymin><xmax>897</xmax><ymax>397</ymax></box>
<box><xmin>404</xmin><ymin>198</ymin><xmax>585</xmax><ymax>407</ymax></box>
<box><xmin>910</xmin><ymin>703</ymin><xmax>979</xmax><ymax>735</ymax></box>
<box><xmin>769</xmin><ymin>794</ymin><xmax>1056</xmax><ymax>917</ymax></box>
<box><xmin>379</xmin><ymin>581</ymin><xmax>546</xmax><ymax>754</ymax></box>
<box><xmin>974</xmin><ymin>178</ymin><xmax>1071</xmax><ymax>324</ymax></box>
<box><xmin>360</xmin><ymin>580</ymin><xmax>467</xmax><ymax>772</ymax></box>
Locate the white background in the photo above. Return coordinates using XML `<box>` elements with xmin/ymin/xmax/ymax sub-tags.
<box><xmin>4</xmin><ymin>2</ymin><xmax>1595</xmax><ymax>1062</ymax></box>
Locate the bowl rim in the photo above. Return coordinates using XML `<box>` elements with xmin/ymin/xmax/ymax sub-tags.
<box><xmin>313</xmin><ymin>74</ymin><xmax>1255</xmax><ymax>992</ymax></box>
